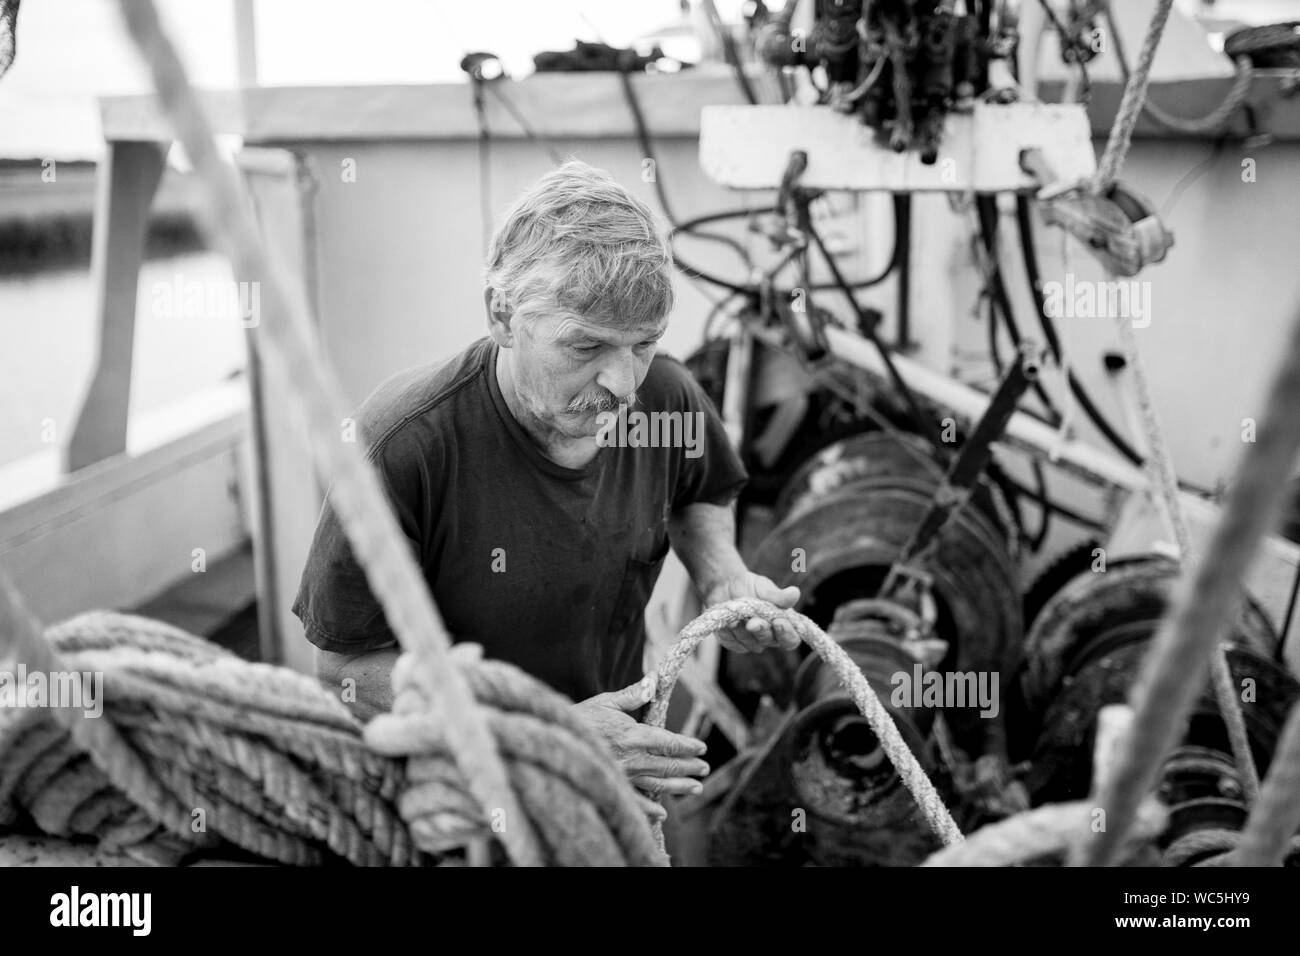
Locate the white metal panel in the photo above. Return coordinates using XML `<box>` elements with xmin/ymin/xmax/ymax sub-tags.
<box><xmin>700</xmin><ymin>103</ymin><xmax>1096</xmax><ymax>192</ymax></box>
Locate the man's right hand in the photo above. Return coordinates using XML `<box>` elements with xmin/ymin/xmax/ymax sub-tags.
<box><xmin>573</xmin><ymin>681</ymin><xmax>709</xmax><ymax>798</ymax></box>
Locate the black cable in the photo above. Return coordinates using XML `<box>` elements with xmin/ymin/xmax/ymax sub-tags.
<box><xmin>986</xmin><ymin>288</ymin><xmax>1003</xmax><ymax>375</ymax></box>
<box><xmin>470</xmin><ymin>79</ymin><xmax>492</xmax><ymax>253</ymax></box>
<box><xmin>764</xmin><ymin>256</ymin><xmax>1089</xmax><ymax>537</ymax></box>
<box><xmin>1034</xmin><ymin>0</ymin><xmax>1065</xmax><ymax>36</ymax></box>
<box><xmin>1000</xmin><ymin>471</ymin><xmax>1106</xmax><ymax>532</ymax></box>
<box><xmin>1012</xmin><ymin>193</ymin><xmax>1151</xmax><ymax>468</ymax></box>
<box><xmin>618</xmin><ymin>56</ymin><xmax>903</xmax><ymax>297</ymax></box>
<box><xmin>701</xmin><ymin>0</ymin><xmax>759</xmax><ymax>106</ymax></box>
<box><xmin>971</xmin><ymin>301</ymin><xmax>1059</xmax><ymax>433</ymax></box>
<box><xmin>703</xmin><ymin>290</ymin><xmax>747</xmax><ymax>340</ymax></box>
<box><xmin>672</xmin><ymin>206</ymin><xmax>903</xmax><ymax>293</ymax></box>
<box><xmin>981</xmin><ymin>256</ymin><xmax>1053</xmax><ymax>550</ymax></box>
<box><xmin>1015</xmin><ymin>195</ymin><xmax>1222</xmax><ymax>498</ymax></box>
<box><xmin>974</xmin><ymin>193</ymin><xmax>1062</xmax><ymax>423</ymax></box>
<box><xmin>894</xmin><ymin>193</ymin><xmax>912</xmax><ymax>349</ymax></box>
<box><xmin>1027</xmin><ymin>458</ymin><xmax>1053</xmax><ymax>549</ymax></box>
<box><xmin>615</xmin><ymin>65</ymin><xmax>756</xmax><ymax>272</ymax></box>
<box><xmin>483</xmin><ymin>81</ymin><xmax>564</xmax><ymax>164</ymax></box>
<box><xmin>1035</xmin><ymin>0</ymin><xmax>1093</xmax><ymax>103</ymax></box>
<box><xmin>806</xmin><ymin>219</ymin><xmax>945</xmax><ymax>454</ymax></box>
<box><xmin>822</xmin><ymin>302</ymin><xmax>1099</xmax><ymax>537</ymax></box>
<box><xmin>1013</xmin><ymin>195</ymin><xmax>1062</xmax><ymax>357</ymax></box>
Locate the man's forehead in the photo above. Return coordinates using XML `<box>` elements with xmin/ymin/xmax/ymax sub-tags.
<box><xmin>551</xmin><ymin>314</ymin><xmax>667</xmax><ymax>341</ymax></box>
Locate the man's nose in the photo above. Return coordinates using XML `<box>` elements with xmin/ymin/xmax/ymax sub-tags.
<box><xmin>596</xmin><ymin>349</ymin><xmax>637</xmax><ymax>402</ymax></box>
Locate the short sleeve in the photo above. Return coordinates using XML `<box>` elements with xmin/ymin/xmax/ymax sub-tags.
<box><xmin>292</xmin><ymin>435</ymin><xmax>426</xmax><ymax>655</ymax></box>
<box><xmin>667</xmin><ymin>358</ymin><xmax>748</xmax><ymax>510</ymax></box>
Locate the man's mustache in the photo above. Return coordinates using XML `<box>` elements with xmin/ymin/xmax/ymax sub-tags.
<box><xmin>567</xmin><ymin>390</ymin><xmax>638</xmax><ymax>414</ymax></box>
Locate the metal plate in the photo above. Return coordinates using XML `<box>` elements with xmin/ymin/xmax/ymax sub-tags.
<box><xmin>699</xmin><ymin>102</ymin><xmax>1096</xmax><ymax>192</ymax></box>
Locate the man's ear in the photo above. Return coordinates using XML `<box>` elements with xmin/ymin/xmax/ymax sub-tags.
<box><xmin>485</xmin><ymin>287</ymin><xmax>513</xmax><ymax>346</ymax></box>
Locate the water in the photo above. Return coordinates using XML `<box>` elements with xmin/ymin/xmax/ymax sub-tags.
<box><xmin>0</xmin><ymin>251</ymin><xmax>247</xmax><ymax>469</ymax></box>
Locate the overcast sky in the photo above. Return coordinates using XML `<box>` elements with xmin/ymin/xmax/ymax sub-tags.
<box><xmin>0</xmin><ymin>0</ymin><xmax>1296</xmax><ymax>158</ymax></box>
<box><xmin>0</xmin><ymin>0</ymin><xmax>708</xmax><ymax>157</ymax></box>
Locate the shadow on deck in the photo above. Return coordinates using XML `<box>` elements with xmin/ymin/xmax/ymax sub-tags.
<box><xmin>129</xmin><ymin>542</ymin><xmax>261</xmax><ymax>661</ymax></box>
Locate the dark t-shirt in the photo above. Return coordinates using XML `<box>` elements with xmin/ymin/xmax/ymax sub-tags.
<box><xmin>292</xmin><ymin>336</ymin><xmax>747</xmax><ymax>702</ymax></box>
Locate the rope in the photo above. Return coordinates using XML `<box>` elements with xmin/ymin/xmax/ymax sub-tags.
<box><xmin>0</xmin><ymin>607</ymin><xmax>413</xmax><ymax>865</ymax></box>
<box><xmin>1139</xmin><ymin>56</ymin><xmax>1253</xmax><ymax>136</ymax></box>
<box><xmin>1102</xmin><ymin>2</ymin><xmax>1254</xmax><ymax>137</ymax></box>
<box><xmin>112</xmin><ymin>0</ymin><xmax>541</xmax><ymax>865</ymax></box>
<box><xmin>1144</xmin><ymin>57</ymin><xmax>1253</xmax><ymax>136</ymax></box>
<box><xmin>645</xmin><ymin>599</ymin><xmax>963</xmax><ymax>849</ymax></box>
<box><xmin>1231</xmin><ymin>699</ymin><xmax>1300</xmax><ymax>865</ymax></box>
<box><xmin>0</xmin><ymin>575</ymin><xmax>198</xmax><ymax>847</ymax></box>
<box><xmin>921</xmin><ymin>798</ymin><xmax>1166</xmax><ymax>866</ymax></box>
<box><xmin>366</xmin><ymin>645</ymin><xmax>666</xmax><ymax>866</ymax></box>
<box><xmin>1111</xmin><ymin>314</ymin><xmax>1261</xmax><ymax>802</ymax></box>
<box><xmin>1076</xmin><ymin>297</ymin><xmax>1300</xmax><ymax>866</ymax></box>
<box><xmin>0</xmin><ymin>608</ymin><xmax>665</xmax><ymax>866</ymax></box>
<box><xmin>1092</xmin><ymin>0</ymin><xmax>1177</xmax><ymax>193</ymax></box>
<box><xmin>1162</xmin><ymin>828</ymin><xmax>1239</xmax><ymax>866</ymax></box>
<box><xmin>1163</xmin><ymin>829</ymin><xmax>1300</xmax><ymax>867</ymax></box>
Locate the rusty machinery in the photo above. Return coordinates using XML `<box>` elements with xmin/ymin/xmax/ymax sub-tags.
<box><xmin>677</xmin><ymin>117</ymin><xmax>1036</xmax><ymax>863</ymax></box>
<box><xmin>685</xmin><ymin>325</ymin><xmax>1300</xmax><ymax>866</ymax></box>
<box><xmin>1012</xmin><ymin>555</ymin><xmax>1300</xmax><ymax>866</ymax></box>
<box><xmin>755</xmin><ymin>0</ymin><xmax>1023</xmax><ymax>162</ymax></box>
<box><xmin>677</xmin><ymin>191</ymin><xmax>1296</xmax><ymax>863</ymax></box>
<box><xmin>683</xmin><ymin>340</ymin><xmax>1038</xmax><ymax>866</ymax></box>
<box><xmin>682</xmin><ymin>295</ymin><xmax>1300</xmax><ymax>866</ymax></box>
<box><xmin>669</xmin><ymin>1</ymin><xmax>1295</xmax><ymax>867</ymax></box>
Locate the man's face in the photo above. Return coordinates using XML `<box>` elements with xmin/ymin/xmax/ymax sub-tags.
<box><xmin>511</xmin><ymin>311</ymin><xmax>667</xmax><ymax>439</ymax></box>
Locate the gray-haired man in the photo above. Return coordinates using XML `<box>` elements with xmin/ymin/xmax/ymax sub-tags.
<box><xmin>295</xmin><ymin>160</ymin><xmax>800</xmax><ymax>799</ymax></box>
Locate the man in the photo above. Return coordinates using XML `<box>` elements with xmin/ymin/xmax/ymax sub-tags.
<box><xmin>294</xmin><ymin>160</ymin><xmax>800</xmax><ymax>799</ymax></box>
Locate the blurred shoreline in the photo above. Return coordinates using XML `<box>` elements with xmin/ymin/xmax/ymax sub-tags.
<box><xmin>0</xmin><ymin>160</ymin><xmax>203</xmax><ymax>274</ymax></box>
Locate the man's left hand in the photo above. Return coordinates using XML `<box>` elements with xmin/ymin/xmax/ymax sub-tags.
<box><xmin>701</xmin><ymin>573</ymin><xmax>802</xmax><ymax>654</ymax></box>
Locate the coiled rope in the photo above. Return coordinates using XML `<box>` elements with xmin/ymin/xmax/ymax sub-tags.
<box><xmin>0</xmin><ymin>605</ymin><xmax>413</xmax><ymax>865</ymax></box>
<box><xmin>644</xmin><ymin>599</ymin><xmax>964</xmax><ymax>849</ymax></box>
<box><xmin>0</xmin><ymin>598</ymin><xmax>665</xmax><ymax>866</ymax></box>
<box><xmin>366</xmin><ymin>644</ymin><xmax>667</xmax><ymax>866</ymax></box>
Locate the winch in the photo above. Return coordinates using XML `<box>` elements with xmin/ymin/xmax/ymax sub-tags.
<box><xmin>1013</xmin><ymin>555</ymin><xmax>1300</xmax><ymax>866</ymax></box>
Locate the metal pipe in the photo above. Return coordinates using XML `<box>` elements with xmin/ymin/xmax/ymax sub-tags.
<box><xmin>882</xmin><ymin>341</ymin><xmax>1041</xmax><ymax>595</ymax></box>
